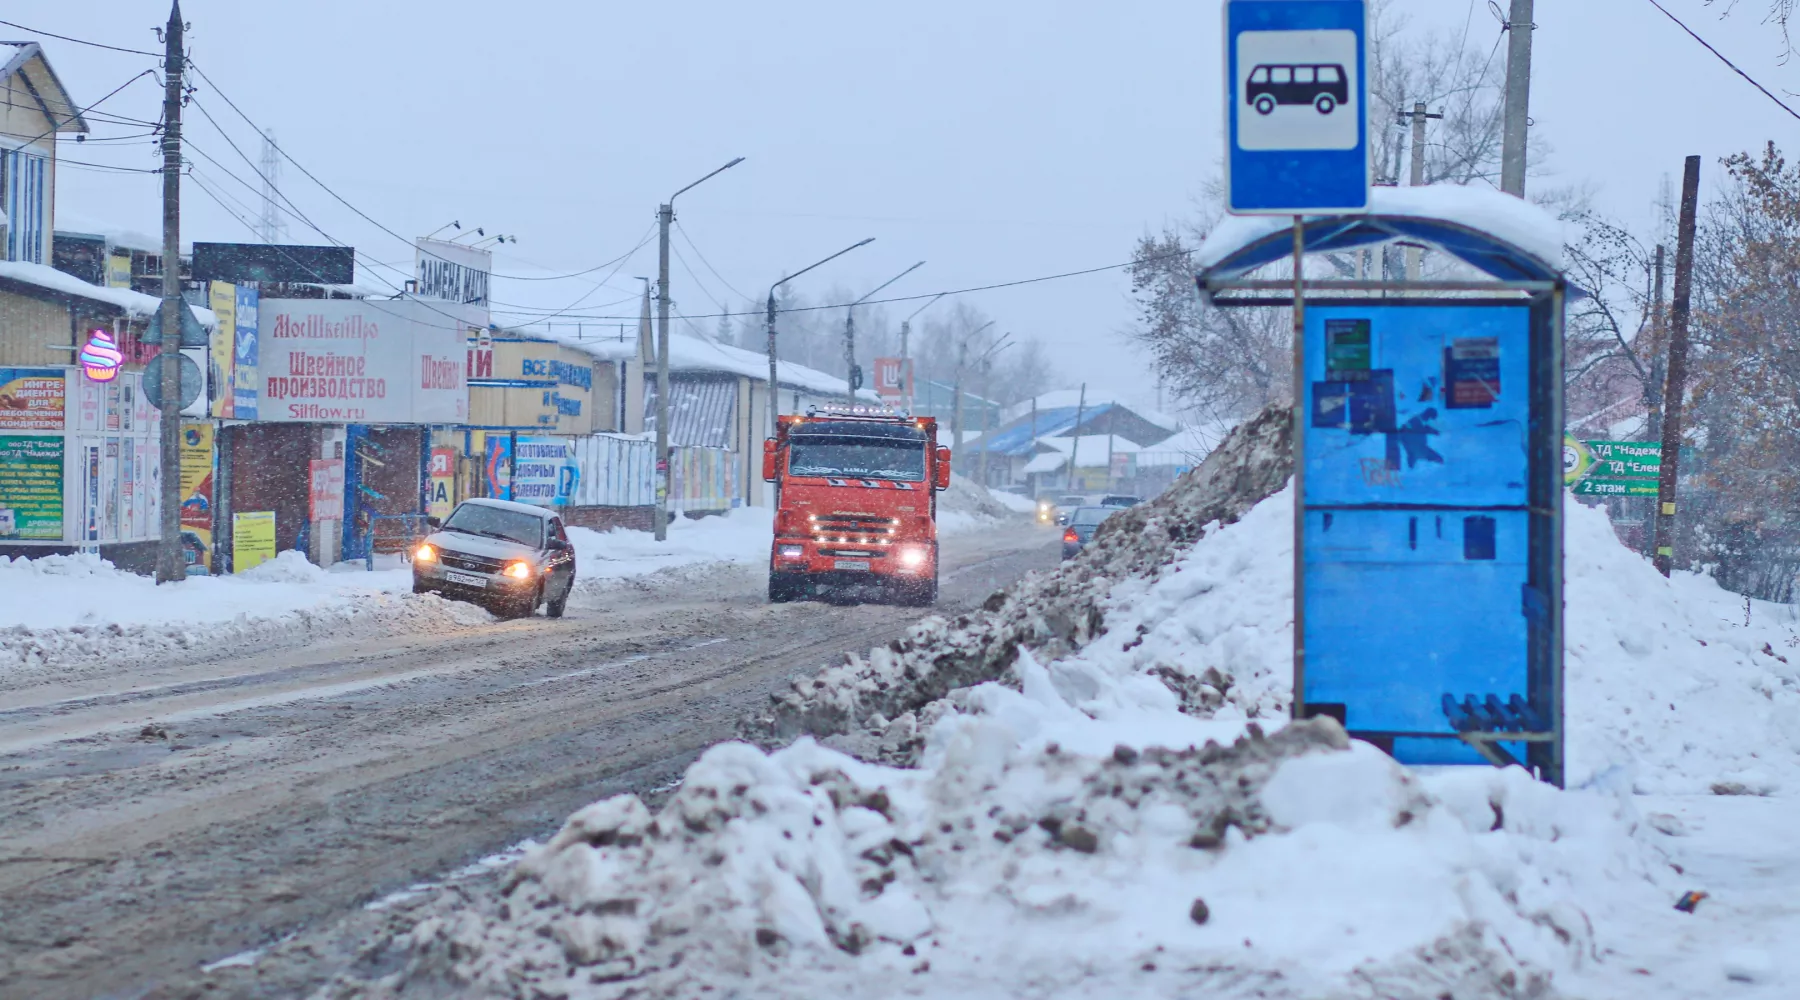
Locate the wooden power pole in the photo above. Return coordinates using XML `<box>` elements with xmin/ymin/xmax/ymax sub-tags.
<box><xmin>1652</xmin><ymin>157</ymin><xmax>1700</xmax><ymax>577</ymax></box>
<box><xmin>155</xmin><ymin>0</ymin><xmax>186</xmax><ymax>584</ymax></box>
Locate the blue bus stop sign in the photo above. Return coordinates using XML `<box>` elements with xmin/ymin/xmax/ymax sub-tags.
<box><xmin>1225</xmin><ymin>0</ymin><xmax>1369</xmax><ymax>214</ymax></box>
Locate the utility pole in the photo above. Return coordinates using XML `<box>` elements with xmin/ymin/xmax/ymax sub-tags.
<box><xmin>843</xmin><ymin>261</ymin><xmax>925</xmax><ymax>401</ymax></box>
<box><xmin>1644</xmin><ymin>244</ymin><xmax>1667</xmax><ymax>435</ymax></box>
<box><xmin>1643</xmin><ymin>243</ymin><xmax>1666</xmax><ymax>560</ymax></box>
<box><xmin>1398</xmin><ymin>102</ymin><xmax>1442</xmax><ymax>280</ymax></box>
<box><xmin>653</xmin><ymin>157</ymin><xmax>743</xmax><ymax>541</ymax></box>
<box><xmin>949</xmin><ymin>319</ymin><xmax>995</xmax><ymax>454</ymax></box>
<box><xmin>155</xmin><ymin>0</ymin><xmax>185</xmax><ymax>585</ymax></box>
<box><xmin>1067</xmin><ymin>383</ymin><xmax>1087</xmax><ymax>491</ymax></box>
<box><xmin>1652</xmin><ymin>157</ymin><xmax>1700</xmax><ymax>578</ymax></box>
<box><xmin>1500</xmin><ymin>0</ymin><xmax>1535</xmax><ymax>197</ymax></box>
<box><xmin>898</xmin><ymin>293</ymin><xmax>944</xmax><ymax>414</ymax></box>
<box><xmin>654</xmin><ymin>201</ymin><xmax>673</xmax><ymax>540</ymax></box>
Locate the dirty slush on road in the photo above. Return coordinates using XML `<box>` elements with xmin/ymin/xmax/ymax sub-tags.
<box><xmin>0</xmin><ymin>513</ymin><xmax>1054</xmax><ymax>1000</ymax></box>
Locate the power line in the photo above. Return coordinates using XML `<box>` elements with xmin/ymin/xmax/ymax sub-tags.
<box><xmin>8</xmin><ymin>68</ymin><xmax>159</xmax><ymax>149</ymax></box>
<box><xmin>1645</xmin><ymin>0</ymin><xmax>1800</xmax><ymax>122</ymax></box>
<box><xmin>674</xmin><ymin>220</ymin><xmax>752</xmax><ymax>301</ymax></box>
<box><xmin>496</xmin><ymin>226</ymin><xmax>658</xmax><ymax>331</ymax></box>
<box><xmin>187</xmin><ymin>59</ymin><xmax>646</xmax><ymax>283</ymax></box>
<box><xmin>0</xmin><ymin>17</ymin><xmax>160</xmax><ymax>56</ymax></box>
<box><xmin>474</xmin><ymin>248</ymin><xmax>1195</xmax><ymax>323</ymax></box>
<box><xmin>670</xmin><ymin>240</ymin><xmax>730</xmax><ymax>313</ymax></box>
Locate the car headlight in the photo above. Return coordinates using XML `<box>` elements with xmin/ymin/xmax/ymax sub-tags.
<box><xmin>414</xmin><ymin>543</ymin><xmax>436</xmax><ymax>562</ymax></box>
<box><xmin>778</xmin><ymin>544</ymin><xmax>805</xmax><ymax>560</ymax></box>
<box><xmin>897</xmin><ymin>546</ymin><xmax>928</xmax><ymax>570</ymax></box>
<box><xmin>504</xmin><ymin>560</ymin><xmax>533</xmax><ymax>580</ymax></box>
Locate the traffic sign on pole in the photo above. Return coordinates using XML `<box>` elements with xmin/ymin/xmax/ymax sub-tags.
<box><xmin>1225</xmin><ymin>0</ymin><xmax>1370</xmax><ymax>215</ymax></box>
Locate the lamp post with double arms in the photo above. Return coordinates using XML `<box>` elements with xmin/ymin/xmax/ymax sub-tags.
<box><xmin>654</xmin><ymin>156</ymin><xmax>743</xmax><ymax>541</ymax></box>
<box><xmin>764</xmin><ymin>238</ymin><xmax>875</xmax><ymax>436</ymax></box>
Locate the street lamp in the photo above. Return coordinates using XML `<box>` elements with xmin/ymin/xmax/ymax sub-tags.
<box><xmin>843</xmin><ymin>261</ymin><xmax>925</xmax><ymax>400</ymax></box>
<box><xmin>974</xmin><ymin>334</ymin><xmax>1014</xmax><ymax>487</ymax></box>
<box><xmin>654</xmin><ymin>156</ymin><xmax>745</xmax><ymax>542</ymax></box>
<box><xmin>765</xmin><ymin>238</ymin><xmax>875</xmax><ymax>437</ymax></box>
<box><xmin>950</xmin><ymin>319</ymin><xmax>997</xmax><ymax>450</ymax></box>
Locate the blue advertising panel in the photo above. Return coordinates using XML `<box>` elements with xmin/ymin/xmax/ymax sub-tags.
<box><xmin>1225</xmin><ymin>0</ymin><xmax>1369</xmax><ymax>214</ymax></box>
<box><xmin>1300</xmin><ymin>303</ymin><xmax>1550</xmax><ymax>768</ymax></box>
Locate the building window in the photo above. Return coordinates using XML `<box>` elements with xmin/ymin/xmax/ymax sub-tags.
<box><xmin>3</xmin><ymin>148</ymin><xmax>49</xmax><ymax>263</ymax></box>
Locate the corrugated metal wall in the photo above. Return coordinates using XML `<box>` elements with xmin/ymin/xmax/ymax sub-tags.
<box><xmin>644</xmin><ymin>375</ymin><xmax>737</xmax><ymax>449</ymax></box>
<box><xmin>569</xmin><ymin>434</ymin><xmax>655</xmax><ymax>507</ymax></box>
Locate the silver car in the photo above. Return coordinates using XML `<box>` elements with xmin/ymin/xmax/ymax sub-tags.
<box><xmin>411</xmin><ymin>498</ymin><xmax>578</xmax><ymax>618</ymax></box>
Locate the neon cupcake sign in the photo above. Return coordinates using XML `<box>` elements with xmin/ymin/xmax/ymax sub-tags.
<box><xmin>80</xmin><ymin>329</ymin><xmax>124</xmax><ymax>382</ymax></box>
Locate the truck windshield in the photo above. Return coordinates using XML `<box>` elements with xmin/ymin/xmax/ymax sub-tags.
<box><xmin>444</xmin><ymin>504</ymin><xmax>544</xmax><ymax>546</ymax></box>
<box><xmin>788</xmin><ymin>439</ymin><xmax>926</xmax><ymax>482</ymax></box>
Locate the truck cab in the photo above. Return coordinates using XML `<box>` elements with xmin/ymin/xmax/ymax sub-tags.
<box><xmin>763</xmin><ymin>409</ymin><xmax>951</xmax><ymax>605</ymax></box>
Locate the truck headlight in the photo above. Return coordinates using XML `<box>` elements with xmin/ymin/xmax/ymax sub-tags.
<box><xmin>778</xmin><ymin>544</ymin><xmax>804</xmax><ymax>560</ymax></box>
<box><xmin>897</xmin><ymin>546</ymin><xmax>928</xmax><ymax>571</ymax></box>
<box><xmin>504</xmin><ymin>561</ymin><xmax>533</xmax><ymax>580</ymax></box>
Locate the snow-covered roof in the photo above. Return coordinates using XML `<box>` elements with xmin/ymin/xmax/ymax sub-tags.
<box><xmin>1003</xmin><ymin>390</ymin><xmax>1180</xmax><ymax>432</ymax></box>
<box><xmin>1133</xmin><ymin>423</ymin><xmax>1232</xmax><ymax>467</ymax></box>
<box><xmin>52</xmin><ymin>213</ymin><xmax>164</xmax><ymax>255</ymax></box>
<box><xmin>1036</xmin><ymin>434</ymin><xmax>1141</xmax><ymax>466</ymax></box>
<box><xmin>541</xmin><ymin>326</ymin><xmax>876</xmax><ymax>400</ymax></box>
<box><xmin>1021</xmin><ymin>451</ymin><xmax>1066</xmax><ymax>474</ymax></box>
<box><xmin>0</xmin><ymin>259</ymin><xmax>216</xmax><ymax>326</ymax></box>
<box><xmin>1195</xmin><ymin>184</ymin><xmax>1573</xmax><ymax>279</ymax></box>
<box><xmin>1</xmin><ymin>42</ymin><xmax>88</xmax><ymax>136</ymax></box>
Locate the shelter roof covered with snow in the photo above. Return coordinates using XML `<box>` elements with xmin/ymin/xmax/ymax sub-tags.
<box><xmin>1195</xmin><ymin>184</ymin><xmax>1577</xmax><ymax>288</ymax></box>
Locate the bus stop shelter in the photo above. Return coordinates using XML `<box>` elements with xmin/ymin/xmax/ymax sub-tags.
<box><xmin>1196</xmin><ymin>185</ymin><xmax>1579</xmax><ymax>787</ymax></box>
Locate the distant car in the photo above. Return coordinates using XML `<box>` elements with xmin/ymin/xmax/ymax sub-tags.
<box><xmin>411</xmin><ymin>498</ymin><xmax>577</xmax><ymax>619</ymax></box>
<box><xmin>1061</xmin><ymin>505</ymin><xmax>1121</xmax><ymax>560</ymax></box>
<box><xmin>1098</xmin><ymin>494</ymin><xmax>1141</xmax><ymax>508</ymax></box>
<box><xmin>1053</xmin><ymin>494</ymin><xmax>1089</xmax><ymax>526</ymax></box>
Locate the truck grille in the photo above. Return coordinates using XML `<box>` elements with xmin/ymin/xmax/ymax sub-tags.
<box><xmin>440</xmin><ymin>551</ymin><xmax>505</xmax><ymax>574</ymax></box>
<box><xmin>818</xmin><ymin>547</ymin><xmax>887</xmax><ymax>558</ymax></box>
<box><xmin>810</xmin><ymin>513</ymin><xmax>899</xmax><ymax>543</ymax></box>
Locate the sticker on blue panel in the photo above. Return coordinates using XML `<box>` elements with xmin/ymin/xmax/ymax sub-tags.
<box><xmin>1445</xmin><ymin>337</ymin><xmax>1500</xmax><ymax>408</ymax></box>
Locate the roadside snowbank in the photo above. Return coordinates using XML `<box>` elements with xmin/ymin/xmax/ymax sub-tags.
<box><xmin>324</xmin><ymin>401</ymin><xmax>1796</xmax><ymax>998</ymax></box>
<box><xmin>353</xmin><ymin>682</ymin><xmax>1667</xmax><ymax>1000</ymax></box>
<box><xmin>569</xmin><ymin>507</ymin><xmax>773</xmax><ymax>582</ymax></box>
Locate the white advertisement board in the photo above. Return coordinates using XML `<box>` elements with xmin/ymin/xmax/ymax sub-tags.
<box><xmin>415</xmin><ymin>238</ymin><xmax>492</xmax><ymax>307</ymax></box>
<box><xmin>258</xmin><ymin>299</ymin><xmax>472</xmax><ymax>424</ymax></box>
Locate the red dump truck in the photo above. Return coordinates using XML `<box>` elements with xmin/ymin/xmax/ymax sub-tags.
<box><xmin>762</xmin><ymin>408</ymin><xmax>951</xmax><ymax>605</ymax></box>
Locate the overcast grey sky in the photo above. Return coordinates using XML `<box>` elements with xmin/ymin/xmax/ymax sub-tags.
<box><xmin>23</xmin><ymin>0</ymin><xmax>1800</xmax><ymax>415</ymax></box>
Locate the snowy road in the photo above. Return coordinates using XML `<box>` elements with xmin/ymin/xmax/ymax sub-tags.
<box><xmin>0</xmin><ymin>523</ymin><xmax>1058</xmax><ymax>1000</ymax></box>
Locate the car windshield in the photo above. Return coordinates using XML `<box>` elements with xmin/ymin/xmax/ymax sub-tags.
<box><xmin>788</xmin><ymin>439</ymin><xmax>926</xmax><ymax>482</ymax></box>
<box><xmin>443</xmin><ymin>504</ymin><xmax>544</xmax><ymax>546</ymax></box>
<box><xmin>1058</xmin><ymin>496</ymin><xmax>1086</xmax><ymax>506</ymax></box>
<box><xmin>1101</xmin><ymin>495</ymin><xmax>1139</xmax><ymax>506</ymax></box>
<box><xmin>1071</xmin><ymin>506</ymin><xmax>1115</xmax><ymax>527</ymax></box>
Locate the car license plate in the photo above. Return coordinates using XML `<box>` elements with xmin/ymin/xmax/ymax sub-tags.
<box><xmin>446</xmin><ymin>570</ymin><xmax>487</xmax><ymax>588</ymax></box>
<box><xmin>833</xmin><ymin>559</ymin><xmax>870</xmax><ymax>572</ymax></box>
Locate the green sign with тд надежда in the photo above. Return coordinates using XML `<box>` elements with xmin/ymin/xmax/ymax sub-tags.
<box><xmin>1567</xmin><ymin>439</ymin><xmax>1661</xmax><ymax>496</ymax></box>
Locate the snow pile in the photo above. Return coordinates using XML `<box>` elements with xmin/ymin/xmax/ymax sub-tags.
<box><xmin>936</xmin><ymin>473</ymin><xmax>1029</xmax><ymax>533</ymax></box>
<box><xmin>986</xmin><ymin>489</ymin><xmax>1039</xmax><ymax>515</ymax></box>
<box><xmin>1561</xmin><ymin>502</ymin><xmax>1800</xmax><ymax>794</ymax></box>
<box><xmin>744</xmin><ymin>403</ymin><xmax>1292</xmax><ymax>752</ymax></box>
<box><xmin>343</xmin><ymin>675</ymin><xmax>1669</xmax><ymax>1000</ymax></box>
<box><xmin>323</xmin><ymin>398</ymin><xmax>1800</xmax><ymax>998</ymax></box>
<box><xmin>569</xmin><ymin>507</ymin><xmax>774</xmax><ymax>585</ymax></box>
<box><xmin>0</xmin><ymin>551</ymin><xmax>494</xmax><ymax>683</ymax></box>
